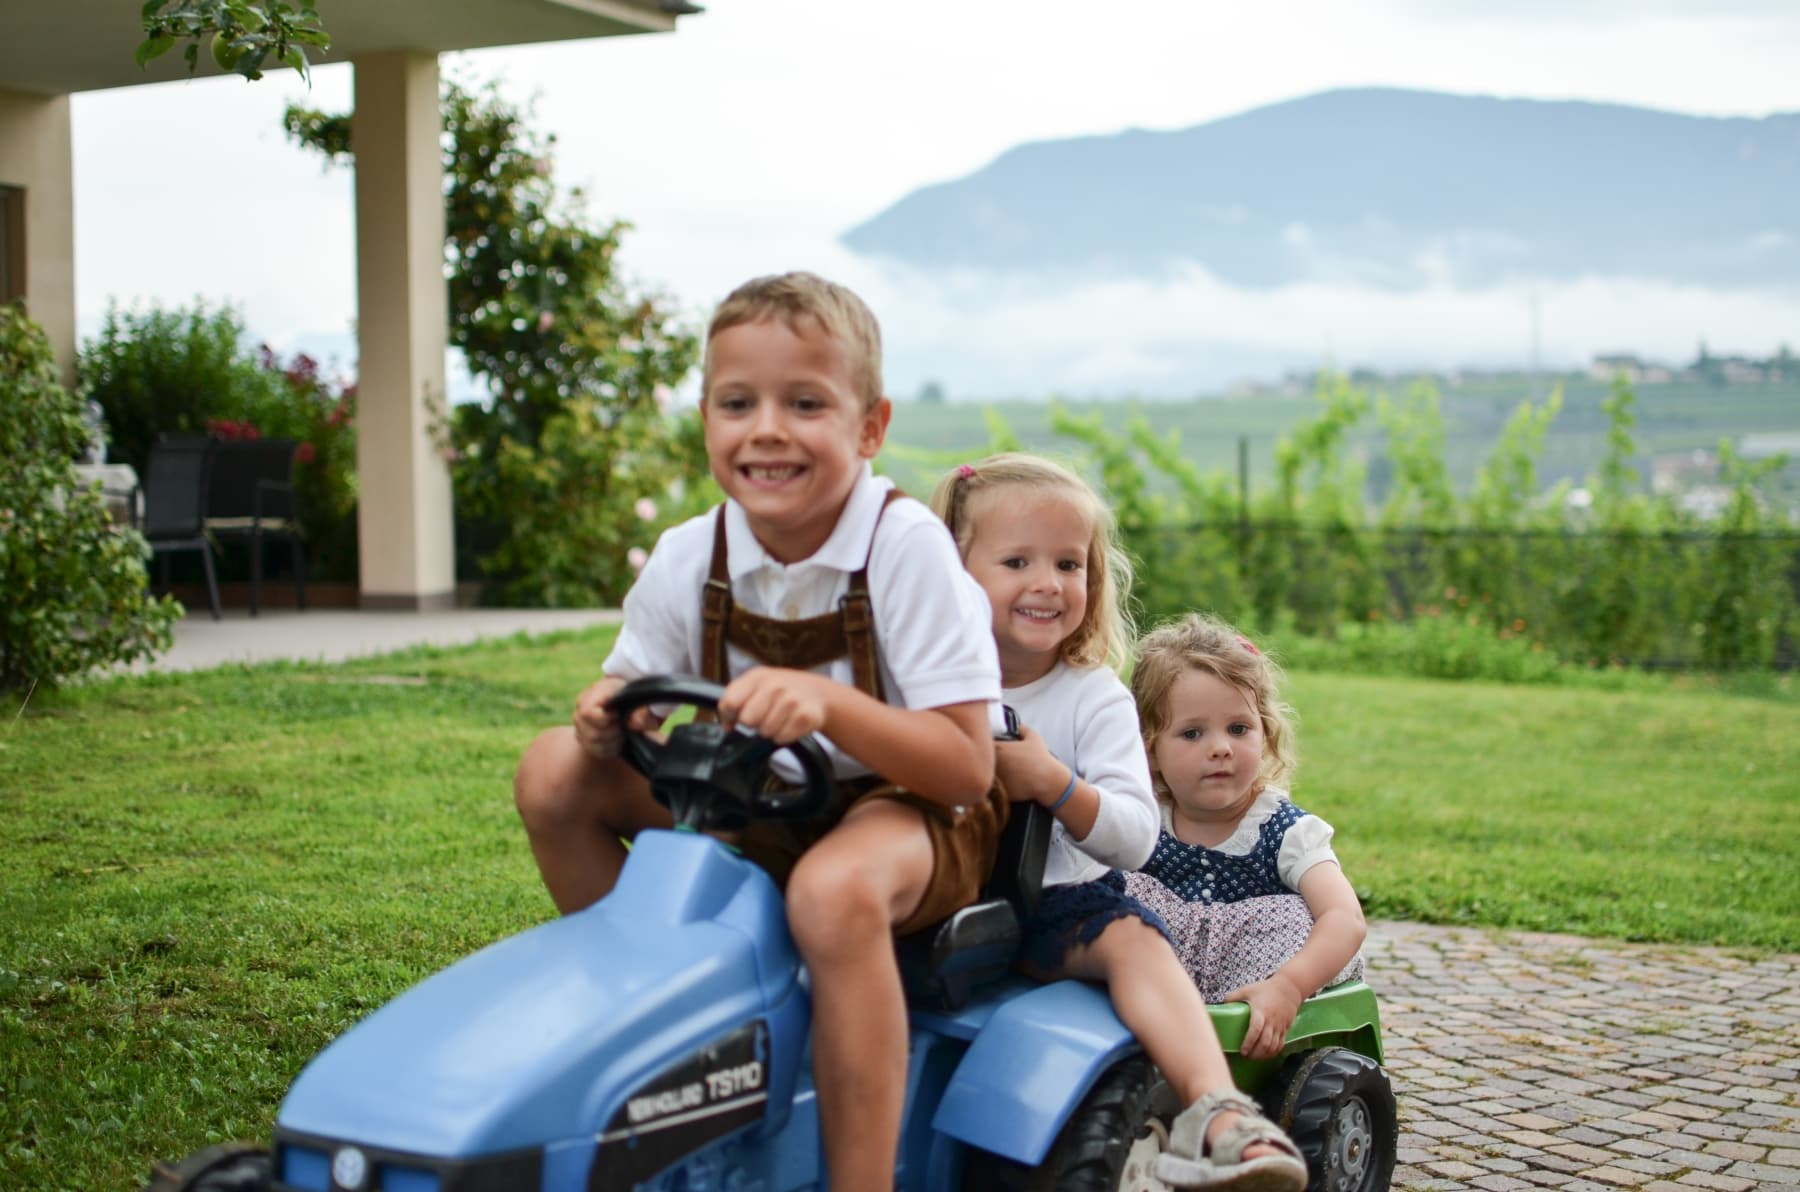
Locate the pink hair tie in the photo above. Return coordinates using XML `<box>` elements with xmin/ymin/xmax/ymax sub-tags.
<box><xmin>1237</xmin><ymin>636</ymin><xmax>1260</xmax><ymax>656</ymax></box>
<box><xmin>956</xmin><ymin>464</ymin><xmax>976</xmax><ymax>479</ymax></box>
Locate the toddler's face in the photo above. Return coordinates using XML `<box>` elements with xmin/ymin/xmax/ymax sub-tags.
<box><xmin>702</xmin><ymin>317</ymin><xmax>889</xmax><ymax>564</ymax></box>
<box><xmin>1150</xmin><ymin>668</ymin><xmax>1265</xmax><ymax>827</ymax></box>
<box><xmin>962</xmin><ymin>491</ymin><xmax>1090</xmax><ymax>687</ymax></box>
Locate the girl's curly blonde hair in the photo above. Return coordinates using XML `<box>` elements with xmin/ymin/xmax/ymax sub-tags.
<box><xmin>1130</xmin><ymin>612</ymin><xmax>1298</xmax><ymax>798</ymax></box>
<box><xmin>928</xmin><ymin>452</ymin><xmax>1135</xmax><ymax>672</ymax></box>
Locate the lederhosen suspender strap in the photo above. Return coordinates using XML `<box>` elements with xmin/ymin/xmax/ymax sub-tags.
<box><xmin>699</xmin><ymin>491</ymin><xmax>903</xmax><ymax>699</ymax></box>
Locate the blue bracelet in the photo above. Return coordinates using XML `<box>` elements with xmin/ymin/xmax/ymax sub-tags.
<box><xmin>1048</xmin><ymin>769</ymin><xmax>1078</xmax><ymax>814</ymax></box>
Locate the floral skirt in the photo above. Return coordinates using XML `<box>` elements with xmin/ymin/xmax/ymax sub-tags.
<box><xmin>1018</xmin><ymin>870</ymin><xmax>1172</xmax><ymax>973</ymax></box>
<box><xmin>1122</xmin><ymin>873</ymin><xmax>1365</xmax><ymax>1003</ymax></box>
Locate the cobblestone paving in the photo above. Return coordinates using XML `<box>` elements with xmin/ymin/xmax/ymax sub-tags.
<box><xmin>1368</xmin><ymin>921</ymin><xmax>1800</xmax><ymax>1192</ymax></box>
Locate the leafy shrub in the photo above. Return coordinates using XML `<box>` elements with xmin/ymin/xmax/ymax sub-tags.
<box><xmin>289</xmin><ymin>74</ymin><xmax>701</xmax><ymax>606</ymax></box>
<box><xmin>246</xmin><ymin>347</ymin><xmax>359</xmax><ymax>583</ymax></box>
<box><xmin>460</xmin><ymin>393</ymin><xmax>714</xmax><ymax>607</ymax></box>
<box><xmin>971</xmin><ymin>373</ymin><xmax>1797</xmax><ymax>675</ymax></box>
<box><xmin>1273</xmin><ymin>607</ymin><xmax>1565</xmax><ymax>685</ymax></box>
<box><xmin>0</xmin><ymin>304</ymin><xmax>180</xmax><ymax>693</ymax></box>
<box><xmin>79</xmin><ymin>300</ymin><xmax>291</xmax><ymax>476</ymax></box>
<box><xmin>77</xmin><ymin>306</ymin><xmax>360</xmax><ymax>584</ymax></box>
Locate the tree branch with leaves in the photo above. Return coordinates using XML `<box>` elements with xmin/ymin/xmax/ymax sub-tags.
<box><xmin>285</xmin><ymin>76</ymin><xmax>707</xmax><ymax>606</ymax></box>
<box><xmin>137</xmin><ymin>0</ymin><xmax>331</xmax><ymax>82</ymax></box>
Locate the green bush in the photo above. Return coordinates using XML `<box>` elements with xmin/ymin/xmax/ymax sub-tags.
<box><xmin>1273</xmin><ymin>609</ymin><xmax>1565</xmax><ymax>684</ymax></box>
<box><xmin>460</xmin><ymin>393</ymin><xmax>715</xmax><ymax>607</ymax></box>
<box><xmin>245</xmin><ymin>347</ymin><xmax>358</xmax><ymax>584</ymax></box>
<box><xmin>285</xmin><ymin>74</ymin><xmax>704</xmax><ymax>605</ymax></box>
<box><xmin>0</xmin><ymin>304</ymin><xmax>180</xmax><ymax>693</ymax></box>
<box><xmin>970</xmin><ymin>374</ymin><xmax>1797</xmax><ymax>674</ymax></box>
<box><xmin>77</xmin><ymin>305</ymin><xmax>360</xmax><ymax>583</ymax></box>
<box><xmin>78</xmin><ymin>300</ymin><xmax>290</xmax><ymax>476</ymax></box>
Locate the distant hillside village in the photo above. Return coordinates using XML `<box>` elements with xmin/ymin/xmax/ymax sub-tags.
<box><xmin>1221</xmin><ymin>344</ymin><xmax>1800</xmax><ymax>523</ymax></box>
<box><xmin>1235</xmin><ymin>344</ymin><xmax>1796</xmax><ymax>399</ymax></box>
<box><xmin>1586</xmin><ymin>344</ymin><xmax>1796</xmax><ymax>387</ymax></box>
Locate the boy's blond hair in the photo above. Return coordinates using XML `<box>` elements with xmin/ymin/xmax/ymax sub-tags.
<box><xmin>703</xmin><ymin>272</ymin><xmax>884</xmax><ymax>410</ymax></box>
<box><xmin>1131</xmin><ymin>612</ymin><xmax>1298</xmax><ymax>798</ymax></box>
<box><xmin>929</xmin><ymin>452</ymin><xmax>1135</xmax><ymax>672</ymax></box>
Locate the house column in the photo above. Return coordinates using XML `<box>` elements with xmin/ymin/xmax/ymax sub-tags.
<box><xmin>0</xmin><ymin>90</ymin><xmax>76</xmax><ymax>388</ymax></box>
<box><xmin>350</xmin><ymin>52</ymin><xmax>455</xmax><ymax>610</ymax></box>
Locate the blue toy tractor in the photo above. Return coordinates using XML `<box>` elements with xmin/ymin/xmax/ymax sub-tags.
<box><xmin>145</xmin><ymin>675</ymin><xmax>1395</xmax><ymax>1192</ymax></box>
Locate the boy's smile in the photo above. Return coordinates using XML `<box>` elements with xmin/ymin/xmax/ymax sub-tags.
<box><xmin>702</xmin><ymin>317</ymin><xmax>890</xmax><ymax>564</ymax></box>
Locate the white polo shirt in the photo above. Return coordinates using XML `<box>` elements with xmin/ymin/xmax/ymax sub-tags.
<box><xmin>604</xmin><ymin>466</ymin><xmax>1003</xmax><ymax>778</ymax></box>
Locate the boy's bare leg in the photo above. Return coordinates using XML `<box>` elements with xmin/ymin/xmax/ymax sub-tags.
<box><xmin>784</xmin><ymin>800</ymin><xmax>936</xmax><ymax>1192</ymax></box>
<box><xmin>513</xmin><ymin>725</ymin><xmax>673</xmax><ymax>914</ymax></box>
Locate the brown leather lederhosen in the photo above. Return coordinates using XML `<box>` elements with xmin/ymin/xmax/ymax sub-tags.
<box><xmin>700</xmin><ymin>493</ymin><xmax>1008</xmax><ymax>935</ymax></box>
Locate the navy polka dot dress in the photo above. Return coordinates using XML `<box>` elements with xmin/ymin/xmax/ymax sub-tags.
<box><xmin>1140</xmin><ymin>799</ymin><xmax>1309</xmax><ymax>905</ymax></box>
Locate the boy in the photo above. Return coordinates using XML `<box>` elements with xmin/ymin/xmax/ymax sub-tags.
<box><xmin>513</xmin><ymin>272</ymin><xmax>1007</xmax><ymax>1190</ymax></box>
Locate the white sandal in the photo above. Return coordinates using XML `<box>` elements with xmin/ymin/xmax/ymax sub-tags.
<box><xmin>1153</xmin><ymin>1089</ymin><xmax>1309</xmax><ymax>1192</ymax></box>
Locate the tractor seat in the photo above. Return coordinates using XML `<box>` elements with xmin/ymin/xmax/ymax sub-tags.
<box><xmin>899</xmin><ymin>801</ymin><xmax>1052</xmax><ymax>1011</ymax></box>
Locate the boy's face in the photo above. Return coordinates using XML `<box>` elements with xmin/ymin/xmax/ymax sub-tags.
<box><xmin>702</xmin><ymin>316</ymin><xmax>891</xmax><ymax>564</ymax></box>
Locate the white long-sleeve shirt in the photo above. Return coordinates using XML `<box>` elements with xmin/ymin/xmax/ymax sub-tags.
<box><xmin>1005</xmin><ymin>662</ymin><xmax>1159</xmax><ymax>888</ymax></box>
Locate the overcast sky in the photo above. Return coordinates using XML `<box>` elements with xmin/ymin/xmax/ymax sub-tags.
<box><xmin>69</xmin><ymin>0</ymin><xmax>1800</xmax><ymax>398</ymax></box>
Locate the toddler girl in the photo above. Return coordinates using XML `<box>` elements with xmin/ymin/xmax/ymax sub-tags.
<box><xmin>1124</xmin><ymin>612</ymin><xmax>1367</xmax><ymax>1063</ymax></box>
<box><xmin>932</xmin><ymin>454</ymin><xmax>1306</xmax><ymax>1192</ymax></box>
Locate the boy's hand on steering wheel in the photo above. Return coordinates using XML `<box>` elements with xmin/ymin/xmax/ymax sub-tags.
<box><xmin>718</xmin><ymin>667</ymin><xmax>833</xmax><ymax>744</ymax></box>
<box><xmin>573</xmin><ymin>676</ymin><xmax>661</xmax><ymax>759</ymax></box>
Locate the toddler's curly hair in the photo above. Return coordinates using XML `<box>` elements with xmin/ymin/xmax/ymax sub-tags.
<box><xmin>1130</xmin><ymin>612</ymin><xmax>1298</xmax><ymax>796</ymax></box>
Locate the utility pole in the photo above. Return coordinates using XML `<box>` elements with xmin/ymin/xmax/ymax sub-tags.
<box><xmin>1237</xmin><ymin>435</ymin><xmax>1250</xmax><ymax>580</ymax></box>
<box><xmin>1529</xmin><ymin>289</ymin><xmax>1543</xmax><ymax>401</ymax></box>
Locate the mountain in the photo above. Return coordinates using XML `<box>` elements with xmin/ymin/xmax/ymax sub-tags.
<box><xmin>841</xmin><ymin>88</ymin><xmax>1800</xmax><ymax>291</ymax></box>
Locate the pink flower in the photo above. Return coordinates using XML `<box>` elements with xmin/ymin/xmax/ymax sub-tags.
<box><xmin>295</xmin><ymin>442</ymin><xmax>316</xmax><ymax>465</ymax></box>
<box><xmin>634</xmin><ymin>498</ymin><xmax>657</xmax><ymax>521</ymax></box>
<box><xmin>537</xmin><ymin>310</ymin><xmax>555</xmax><ymax>333</ymax></box>
<box><xmin>627</xmin><ymin>547</ymin><xmax>649</xmax><ymax>573</ymax></box>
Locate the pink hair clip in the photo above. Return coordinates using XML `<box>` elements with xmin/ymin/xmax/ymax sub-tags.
<box><xmin>956</xmin><ymin>463</ymin><xmax>976</xmax><ymax>479</ymax></box>
<box><xmin>1237</xmin><ymin>636</ymin><xmax>1260</xmax><ymax>656</ymax></box>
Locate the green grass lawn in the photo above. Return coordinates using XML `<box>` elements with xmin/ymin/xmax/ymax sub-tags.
<box><xmin>3</xmin><ymin>628</ymin><xmax>1797</xmax><ymax>1189</ymax></box>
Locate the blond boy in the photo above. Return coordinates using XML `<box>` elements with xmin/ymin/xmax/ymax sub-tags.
<box><xmin>513</xmin><ymin>272</ymin><xmax>1007</xmax><ymax>1189</ymax></box>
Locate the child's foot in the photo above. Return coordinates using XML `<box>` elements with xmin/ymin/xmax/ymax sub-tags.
<box><xmin>1154</xmin><ymin>1089</ymin><xmax>1308</xmax><ymax>1192</ymax></box>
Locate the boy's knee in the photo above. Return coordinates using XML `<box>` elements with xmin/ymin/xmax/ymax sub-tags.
<box><xmin>514</xmin><ymin>726</ymin><xmax>593</xmax><ymax>829</ymax></box>
<box><xmin>785</xmin><ymin>851</ymin><xmax>893</xmax><ymax>961</ymax></box>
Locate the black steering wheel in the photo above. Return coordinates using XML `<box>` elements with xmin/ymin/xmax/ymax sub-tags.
<box><xmin>609</xmin><ymin>675</ymin><xmax>835</xmax><ymax>832</ymax></box>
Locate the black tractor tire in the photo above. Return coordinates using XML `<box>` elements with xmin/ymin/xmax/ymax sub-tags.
<box><xmin>962</xmin><ymin>1053</ymin><xmax>1177</xmax><ymax>1191</ymax></box>
<box><xmin>1270</xmin><ymin>1047</ymin><xmax>1397</xmax><ymax>1192</ymax></box>
<box><xmin>143</xmin><ymin>1142</ymin><xmax>273</xmax><ymax>1192</ymax></box>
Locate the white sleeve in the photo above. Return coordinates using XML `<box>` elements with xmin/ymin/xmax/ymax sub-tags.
<box><xmin>1277</xmin><ymin>813</ymin><xmax>1340</xmax><ymax>891</ymax></box>
<box><xmin>870</xmin><ymin>513</ymin><xmax>1003</xmax><ymax>711</ymax></box>
<box><xmin>601</xmin><ymin>529</ymin><xmax>699</xmax><ymax>681</ymax></box>
<box><xmin>1069</xmin><ymin>679</ymin><xmax>1159</xmax><ymax>871</ymax></box>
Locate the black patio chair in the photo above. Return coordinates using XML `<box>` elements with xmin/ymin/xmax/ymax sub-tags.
<box><xmin>204</xmin><ymin>439</ymin><xmax>307</xmax><ymax>617</ymax></box>
<box><xmin>134</xmin><ymin>436</ymin><xmax>222</xmax><ymax>621</ymax></box>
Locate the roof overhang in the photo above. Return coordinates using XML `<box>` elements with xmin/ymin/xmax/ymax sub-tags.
<box><xmin>0</xmin><ymin>0</ymin><xmax>681</xmax><ymax>97</ymax></box>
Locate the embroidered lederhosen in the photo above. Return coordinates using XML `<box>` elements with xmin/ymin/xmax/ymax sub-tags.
<box><xmin>699</xmin><ymin>493</ymin><xmax>1008</xmax><ymax>935</ymax></box>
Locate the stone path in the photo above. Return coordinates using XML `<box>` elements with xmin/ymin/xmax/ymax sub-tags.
<box><xmin>1368</xmin><ymin>921</ymin><xmax>1800</xmax><ymax>1192</ymax></box>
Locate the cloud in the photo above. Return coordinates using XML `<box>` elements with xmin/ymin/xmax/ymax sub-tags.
<box><xmin>852</xmin><ymin>260</ymin><xmax>1800</xmax><ymax>399</ymax></box>
<box><xmin>65</xmin><ymin>1</ymin><xmax>1800</xmax><ymax>407</ymax></box>
<box><xmin>1386</xmin><ymin>0</ymin><xmax>1800</xmax><ymax>29</ymax></box>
